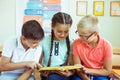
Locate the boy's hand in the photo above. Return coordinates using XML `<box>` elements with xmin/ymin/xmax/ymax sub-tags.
<box><xmin>36</xmin><ymin>63</ymin><xmax>43</xmax><ymax>69</ymax></box>
<box><xmin>25</xmin><ymin>61</ymin><xmax>39</xmax><ymax>69</ymax></box>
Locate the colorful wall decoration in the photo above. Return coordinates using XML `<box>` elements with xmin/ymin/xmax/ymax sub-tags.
<box><xmin>16</xmin><ymin>0</ymin><xmax>69</xmax><ymax>36</ymax></box>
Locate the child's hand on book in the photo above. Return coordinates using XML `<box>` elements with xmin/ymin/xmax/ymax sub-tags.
<box><xmin>74</xmin><ymin>64</ymin><xmax>83</xmax><ymax>71</ymax></box>
<box><xmin>40</xmin><ymin>71</ymin><xmax>51</xmax><ymax>77</ymax></box>
<box><xmin>51</xmin><ymin>70</ymin><xmax>73</xmax><ymax>77</ymax></box>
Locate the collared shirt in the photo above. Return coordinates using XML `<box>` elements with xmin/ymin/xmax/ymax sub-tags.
<box><xmin>72</xmin><ymin>35</ymin><xmax>112</xmax><ymax>69</ymax></box>
<box><xmin>1</xmin><ymin>36</ymin><xmax>42</xmax><ymax>79</ymax></box>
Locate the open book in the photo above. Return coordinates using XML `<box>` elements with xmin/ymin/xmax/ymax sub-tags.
<box><xmin>39</xmin><ymin>65</ymin><xmax>82</xmax><ymax>71</ymax></box>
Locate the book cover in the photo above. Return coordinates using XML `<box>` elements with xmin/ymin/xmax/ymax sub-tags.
<box><xmin>39</xmin><ymin>65</ymin><xmax>82</xmax><ymax>71</ymax></box>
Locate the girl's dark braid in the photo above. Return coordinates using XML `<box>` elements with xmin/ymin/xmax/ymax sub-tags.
<box><xmin>47</xmin><ymin>30</ymin><xmax>54</xmax><ymax>66</ymax></box>
<box><xmin>66</xmin><ymin>36</ymin><xmax>70</xmax><ymax>56</ymax></box>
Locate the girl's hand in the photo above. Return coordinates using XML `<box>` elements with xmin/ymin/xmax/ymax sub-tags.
<box><xmin>52</xmin><ymin>70</ymin><xmax>73</xmax><ymax>77</ymax></box>
<box><xmin>40</xmin><ymin>71</ymin><xmax>51</xmax><ymax>77</ymax></box>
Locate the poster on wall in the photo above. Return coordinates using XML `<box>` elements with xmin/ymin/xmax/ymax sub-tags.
<box><xmin>93</xmin><ymin>1</ymin><xmax>104</xmax><ymax>16</ymax></box>
<box><xmin>16</xmin><ymin>0</ymin><xmax>70</xmax><ymax>36</ymax></box>
<box><xmin>76</xmin><ymin>1</ymin><xmax>87</xmax><ymax>16</ymax></box>
<box><xmin>110</xmin><ymin>1</ymin><xmax>120</xmax><ymax>16</ymax></box>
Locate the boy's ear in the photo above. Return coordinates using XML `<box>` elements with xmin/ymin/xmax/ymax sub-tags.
<box><xmin>51</xmin><ymin>24</ymin><xmax>53</xmax><ymax>29</ymax></box>
<box><xmin>21</xmin><ymin>36</ymin><xmax>26</xmax><ymax>40</ymax></box>
<box><xmin>94</xmin><ymin>32</ymin><xmax>98</xmax><ymax>36</ymax></box>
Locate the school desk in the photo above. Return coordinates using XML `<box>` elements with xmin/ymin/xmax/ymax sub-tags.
<box><xmin>112</xmin><ymin>69</ymin><xmax>120</xmax><ymax>80</ymax></box>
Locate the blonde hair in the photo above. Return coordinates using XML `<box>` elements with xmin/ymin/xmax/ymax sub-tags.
<box><xmin>77</xmin><ymin>15</ymin><xmax>99</xmax><ymax>33</ymax></box>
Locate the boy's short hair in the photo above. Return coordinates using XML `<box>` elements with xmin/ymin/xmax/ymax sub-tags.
<box><xmin>77</xmin><ymin>15</ymin><xmax>99</xmax><ymax>33</ymax></box>
<box><xmin>22</xmin><ymin>20</ymin><xmax>44</xmax><ymax>40</ymax></box>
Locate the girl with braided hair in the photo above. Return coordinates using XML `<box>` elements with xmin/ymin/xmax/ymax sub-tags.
<box><xmin>40</xmin><ymin>12</ymin><xmax>74</xmax><ymax>80</ymax></box>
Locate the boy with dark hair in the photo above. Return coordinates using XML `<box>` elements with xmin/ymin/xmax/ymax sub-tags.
<box><xmin>0</xmin><ymin>20</ymin><xmax>44</xmax><ymax>80</ymax></box>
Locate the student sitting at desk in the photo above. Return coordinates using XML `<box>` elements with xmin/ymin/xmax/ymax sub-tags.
<box><xmin>0</xmin><ymin>20</ymin><xmax>44</xmax><ymax>80</ymax></box>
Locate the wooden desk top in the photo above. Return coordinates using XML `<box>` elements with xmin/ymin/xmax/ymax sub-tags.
<box><xmin>113</xmin><ymin>69</ymin><xmax>120</xmax><ymax>75</ymax></box>
<box><xmin>112</xmin><ymin>69</ymin><xmax>120</xmax><ymax>79</ymax></box>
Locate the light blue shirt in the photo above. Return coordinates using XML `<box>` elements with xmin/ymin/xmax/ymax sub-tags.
<box><xmin>40</xmin><ymin>35</ymin><xmax>73</xmax><ymax>67</ymax></box>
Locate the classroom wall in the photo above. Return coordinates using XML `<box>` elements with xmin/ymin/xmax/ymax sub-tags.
<box><xmin>0</xmin><ymin>0</ymin><xmax>120</xmax><ymax>48</ymax></box>
<box><xmin>0</xmin><ymin>0</ymin><xmax>16</xmax><ymax>46</ymax></box>
<box><xmin>69</xmin><ymin>0</ymin><xmax>120</xmax><ymax>48</ymax></box>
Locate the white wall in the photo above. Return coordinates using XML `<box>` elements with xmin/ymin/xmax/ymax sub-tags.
<box><xmin>0</xmin><ymin>0</ymin><xmax>16</xmax><ymax>45</ymax></box>
<box><xmin>0</xmin><ymin>0</ymin><xmax>120</xmax><ymax>48</ymax></box>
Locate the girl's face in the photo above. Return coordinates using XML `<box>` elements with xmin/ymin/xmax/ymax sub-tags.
<box><xmin>52</xmin><ymin>23</ymin><xmax>70</xmax><ymax>40</ymax></box>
